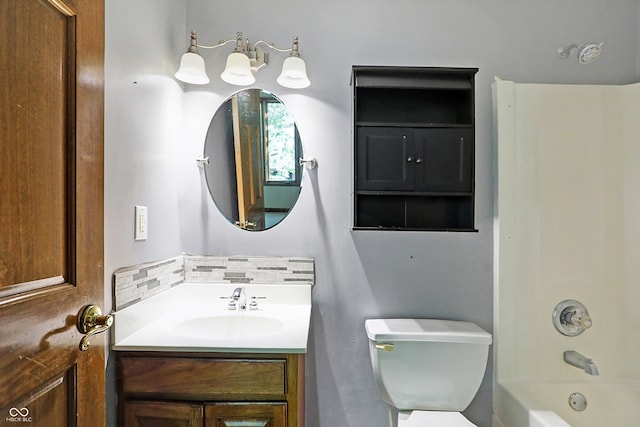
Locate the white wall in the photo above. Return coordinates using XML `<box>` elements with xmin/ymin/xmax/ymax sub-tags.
<box><xmin>105</xmin><ymin>1</ymin><xmax>640</xmax><ymax>426</ymax></box>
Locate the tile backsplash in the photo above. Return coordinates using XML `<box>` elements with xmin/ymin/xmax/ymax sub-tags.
<box><xmin>113</xmin><ymin>255</ymin><xmax>315</xmax><ymax>311</ymax></box>
<box><xmin>184</xmin><ymin>255</ymin><xmax>315</xmax><ymax>284</ymax></box>
<box><xmin>113</xmin><ymin>256</ymin><xmax>185</xmax><ymax>311</ymax></box>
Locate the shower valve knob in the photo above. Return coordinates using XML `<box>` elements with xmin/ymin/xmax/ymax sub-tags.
<box><xmin>553</xmin><ymin>299</ymin><xmax>592</xmax><ymax>336</ymax></box>
<box><xmin>564</xmin><ymin>309</ymin><xmax>592</xmax><ymax>329</ymax></box>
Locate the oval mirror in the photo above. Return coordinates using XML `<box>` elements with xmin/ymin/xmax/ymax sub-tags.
<box><xmin>203</xmin><ymin>89</ymin><xmax>303</xmax><ymax>231</ymax></box>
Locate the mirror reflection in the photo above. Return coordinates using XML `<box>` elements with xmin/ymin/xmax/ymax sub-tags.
<box><xmin>204</xmin><ymin>89</ymin><xmax>303</xmax><ymax>231</ymax></box>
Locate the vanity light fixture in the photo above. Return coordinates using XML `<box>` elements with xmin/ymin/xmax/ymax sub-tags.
<box><xmin>175</xmin><ymin>31</ymin><xmax>311</xmax><ymax>89</ymax></box>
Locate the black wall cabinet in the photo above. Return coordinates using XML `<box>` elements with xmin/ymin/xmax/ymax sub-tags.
<box><xmin>352</xmin><ymin>66</ymin><xmax>478</xmax><ymax>231</ymax></box>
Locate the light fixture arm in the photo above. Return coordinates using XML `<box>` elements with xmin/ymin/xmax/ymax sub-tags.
<box><xmin>194</xmin><ymin>32</ymin><xmax>239</xmax><ymax>50</ymax></box>
<box><xmin>196</xmin><ymin>32</ymin><xmax>293</xmax><ymax>55</ymax></box>
<box><xmin>252</xmin><ymin>40</ymin><xmax>293</xmax><ymax>53</ymax></box>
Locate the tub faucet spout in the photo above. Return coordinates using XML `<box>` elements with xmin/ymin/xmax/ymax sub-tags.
<box><xmin>563</xmin><ymin>350</ymin><xmax>599</xmax><ymax>376</ymax></box>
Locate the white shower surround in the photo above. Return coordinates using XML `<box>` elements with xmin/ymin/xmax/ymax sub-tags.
<box><xmin>493</xmin><ymin>80</ymin><xmax>640</xmax><ymax>426</ymax></box>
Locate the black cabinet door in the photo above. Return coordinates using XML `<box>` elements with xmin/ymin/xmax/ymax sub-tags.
<box><xmin>414</xmin><ymin>128</ymin><xmax>473</xmax><ymax>192</ymax></box>
<box><xmin>357</xmin><ymin>127</ymin><xmax>414</xmax><ymax>191</ymax></box>
<box><xmin>357</xmin><ymin>127</ymin><xmax>473</xmax><ymax>193</ymax></box>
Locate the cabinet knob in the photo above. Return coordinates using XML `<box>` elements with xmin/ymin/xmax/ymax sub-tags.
<box><xmin>415</xmin><ymin>158</ymin><xmax>422</xmax><ymax>164</ymax></box>
<box><xmin>407</xmin><ymin>157</ymin><xmax>413</xmax><ymax>162</ymax></box>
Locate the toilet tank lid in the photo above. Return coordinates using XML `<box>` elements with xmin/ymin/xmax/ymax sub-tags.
<box><xmin>365</xmin><ymin>318</ymin><xmax>492</xmax><ymax>345</ymax></box>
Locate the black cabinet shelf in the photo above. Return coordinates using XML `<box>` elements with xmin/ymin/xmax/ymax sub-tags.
<box><xmin>356</xmin><ymin>191</ymin><xmax>473</xmax><ymax>197</ymax></box>
<box><xmin>355</xmin><ymin>193</ymin><xmax>474</xmax><ymax>230</ymax></box>
<box><xmin>353</xmin><ymin>227</ymin><xmax>478</xmax><ymax>232</ymax></box>
<box><xmin>356</xmin><ymin>122</ymin><xmax>473</xmax><ymax>129</ymax></box>
<box><xmin>352</xmin><ymin>66</ymin><xmax>477</xmax><ymax>232</ymax></box>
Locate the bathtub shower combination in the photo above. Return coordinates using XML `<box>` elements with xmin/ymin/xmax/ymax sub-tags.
<box><xmin>493</xmin><ymin>80</ymin><xmax>640</xmax><ymax>426</ymax></box>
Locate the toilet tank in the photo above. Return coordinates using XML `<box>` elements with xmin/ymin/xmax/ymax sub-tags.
<box><xmin>365</xmin><ymin>318</ymin><xmax>492</xmax><ymax>412</ymax></box>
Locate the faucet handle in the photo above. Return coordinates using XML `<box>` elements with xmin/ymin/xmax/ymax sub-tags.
<box><xmin>568</xmin><ymin>308</ymin><xmax>592</xmax><ymax>329</ymax></box>
<box><xmin>553</xmin><ymin>300</ymin><xmax>593</xmax><ymax>336</ymax></box>
<box><xmin>249</xmin><ymin>296</ymin><xmax>266</xmax><ymax>310</ymax></box>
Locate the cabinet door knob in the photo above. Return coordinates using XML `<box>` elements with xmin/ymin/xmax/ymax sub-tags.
<box><xmin>407</xmin><ymin>157</ymin><xmax>413</xmax><ymax>162</ymax></box>
<box><xmin>415</xmin><ymin>158</ymin><xmax>422</xmax><ymax>164</ymax></box>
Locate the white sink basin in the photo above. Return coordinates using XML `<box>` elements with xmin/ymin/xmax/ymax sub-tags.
<box><xmin>174</xmin><ymin>314</ymin><xmax>286</xmax><ymax>339</ymax></box>
<box><xmin>111</xmin><ymin>283</ymin><xmax>312</xmax><ymax>353</ymax></box>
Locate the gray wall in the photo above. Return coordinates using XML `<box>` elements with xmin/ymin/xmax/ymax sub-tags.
<box><xmin>105</xmin><ymin>1</ymin><xmax>640</xmax><ymax>426</ymax></box>
<box><xmin>104</xmin><ymin>1</ymin><xmax>186</xmax><ymax>425</ymax></box>
<box><xmin>105</xmin><ymin>0</ymin><xmax>186</xmax><ymax>303</ymax></box>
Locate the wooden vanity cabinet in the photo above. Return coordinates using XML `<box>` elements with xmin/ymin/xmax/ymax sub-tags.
<box><xmin>352</xmin><ymin>66</ymin><xmax>478</xmax><ymax>231</ymax></box>
<box><xmin>117</xmin><ymin>352</ymin><xmax>304</xmax><ymax>427</ymax></box>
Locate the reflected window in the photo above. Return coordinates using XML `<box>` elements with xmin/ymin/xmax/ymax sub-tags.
<box><xmin>262</xmin><ymin>99</ymin><xmax>301</xmax><ymax>185</ymax></box>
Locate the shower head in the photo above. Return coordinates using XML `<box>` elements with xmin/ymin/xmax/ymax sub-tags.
<box><xmin>557</xmin><ymin>42</ymin><xmax>603</xmax><ymax>64</ymax></box>
<box><xmin>577</xmin><ymin>43</ymin><xmax>603</xmax><ymax>64</ymax></box>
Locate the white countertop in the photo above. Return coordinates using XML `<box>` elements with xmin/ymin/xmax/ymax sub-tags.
<box><xmin>111</xmin><ymin>283</ymin><xmax>312</xmax><ymax>353</ymax></box>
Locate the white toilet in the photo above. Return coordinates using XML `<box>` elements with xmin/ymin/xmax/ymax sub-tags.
<box><xmin>365</xmin><ymin>318</ymin><xmax>492</xmax><ymax>426</ymax></box>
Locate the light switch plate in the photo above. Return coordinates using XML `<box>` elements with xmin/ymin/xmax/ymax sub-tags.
<box><xmin>134</xmin><ymin>205</ymin><xmax>147</xmax><ymax>241</ymax></box>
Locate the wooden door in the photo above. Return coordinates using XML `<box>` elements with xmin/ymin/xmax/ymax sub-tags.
<box><xmin>205</xmin><ymin>403</ymin><xmax>286</xmax><ymax>427</ymax></box>
<box><xmin>231</xmin><ymin>92</ymin><xmax>265</xmax><ymax>231</ymax></box>
<box><xmin>0</xmin><ymin>0</ymin><xmax>105</xmax><ymax>426</ymax></box>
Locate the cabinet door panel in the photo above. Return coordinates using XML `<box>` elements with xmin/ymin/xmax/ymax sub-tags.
<box><xmin>357</xmin><ymin>127</ymin><xmax>414</xmax><ymax>191</ymax></box>
<box><xmin>124</xmin><ymin>401</ymin><xmax>203</xmax><ymax>427</ymax></box>
<box><xmin>205</xmin><ymin>403</ymin><xmax>286</xmax><ymax>427</ymax></box>
<box><xmin>415</xmin><ymin>128</ymin><xmax>473</xmax><ymax>192</ymax></box>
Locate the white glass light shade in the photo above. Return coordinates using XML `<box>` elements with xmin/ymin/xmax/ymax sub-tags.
<box><xmin>175</xmin><ymin>52</ymin><xmax>210</xmax><ymax>85</ymax></box>
<box><xmin>277</xmin><ymin>56</ymin><xmax>310</xmax><ymax>89</ymax></box>
<box><xmin>220</xmin><ymin>52</ymin><xmax>255</xmax><ymax>86</ymax></box>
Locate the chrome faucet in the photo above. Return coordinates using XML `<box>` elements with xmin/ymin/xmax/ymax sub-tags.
<box><xmin>564</xmin><ymin>350</ymin><xmax>599</xmax><ymax>376</ymax></box>
<box><xmin>231</xmin><ymin>287</ymin><xmax>247</xmax><ymax>310</ymax></box>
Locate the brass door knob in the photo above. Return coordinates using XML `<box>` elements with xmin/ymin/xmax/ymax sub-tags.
<box><xmin>77</xmin><ymin>304</ymin><xmax>113</xmax><ymax>351</ymax></box>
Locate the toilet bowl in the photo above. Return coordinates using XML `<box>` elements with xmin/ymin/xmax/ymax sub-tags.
<box><xmin>365</xmin><ymin>318</ymin><xmax>492</xmax><ymax>426</ymax></box>
<box><xmin>397</xmin><ymin>410</ymin><xmax>476</xmax><ymax>427</ymax></box>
